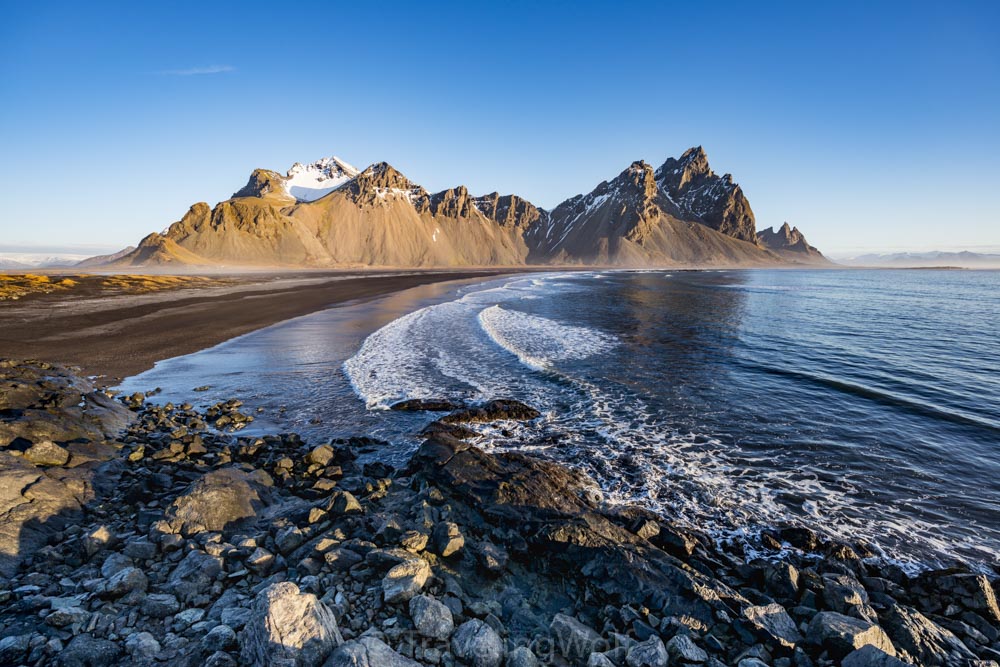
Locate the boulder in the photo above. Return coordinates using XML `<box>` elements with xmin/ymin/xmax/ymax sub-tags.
<box><xmin>842</xmin><ymin>645</ymin><xmax>915</xmax><ymax>667</ymax></box>
<box><xmin>742</xmin><ymin>602</ymin><xmax>803</xmax><ymax>649</ymax></box>
<box><xmin>880</xmin><ymin>603</ymin><xmax>976</xmax><ymax>666</ymax></box>
<box><xmin>390</xmin><ymin>398</ymin><xmax>461</xmax><ymax>412</ymax></box>
<box><xmin>56</xmin><ymin>634</ymin><xmax>122</xmax><ymax>667</ymax></box>
<box><xmin>452</xmin><ymin>619</ymin><xmax>505</xmax><ymax>667</ymax></box>
<box><xmin>22</xmin><ymin>440</ymin><xmax>71</xmax><ymax>466</ymax></box>
<box><xmin>666</xmin><ymin>634</ymin><xmax>708</xmax><ymax>663</ymax></box>
<box><xmin>550</xmin><ymin>612</ymin><xmax>603</xmax><ymax>659</ymax></box>
<box><xmin>507</xmin><ymin>646</ymin><xmax>541</xmax><ymax>667</ymax></box>
<box><xmin>240</xmin><ymin>581</ymin><xmax>342</xmax><ymax>667</ymax></box>
<box><xmin>103</xmin><ymin>566</ymin><xmax>148</xmax><ymax>598</ymax></box>
<box><xmin>325</xmin><ymin>636</ymin><xmax>420</xmax><ymax>666</ymax></box>
<box><xmin>806</xmin><ymin>611</ymin><xmax>896</xmax><ymax>660</ymax></box>
<box><xmin>626</xmin><ymin>636</ymin><xmax>669</xmax><ymax>667</ymax></box>
<box><xmin>432</xmin><ymin>521</ymin><xmax>465</xmax><ymax>557</ymax></box>
<box><xmin>382</xmin><ymin>558</ymin><xmax>432</xmax><ymax>603</ymax></box>
<box><xmin>409</xmin><ymin>594</ymin><xmax>454</xmax><ymax>640</ymax></box>
<box><xmin>441</xmin><ymin>399</ymin><xmax>540</xmax><ymax>424</ymax></box>
<box><xmin>167</xmin><ymin>549</ymin><xmax>224</xmax><ymax>605</ymax></box>
<box><xmin>165</xmin><ymin>467</ymin><xmax>273</xmax><ymax>536</ymax></box>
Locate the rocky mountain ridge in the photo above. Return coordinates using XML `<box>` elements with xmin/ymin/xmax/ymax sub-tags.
<box><xmin>99</xmin><ymin>149</ymin><xmax>827</xmax><ymax>268</ymax></box>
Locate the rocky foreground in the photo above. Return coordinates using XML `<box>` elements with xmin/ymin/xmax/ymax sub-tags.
<box><xmin>1</xmin><ymin>360</ymin><xmax>998</xmax><ymax>666</ymax></box>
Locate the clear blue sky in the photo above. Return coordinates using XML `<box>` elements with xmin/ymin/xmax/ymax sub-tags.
<box><xmin>1</xmin><ymin>0</ymin><xmax>997</xmax><ymax>256</ymax></box>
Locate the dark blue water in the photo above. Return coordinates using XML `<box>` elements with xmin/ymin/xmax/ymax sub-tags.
<box><xmin>119</xmin><ymin>270</ymin><xmax>1000</xmax><ymax>571</ymax></box>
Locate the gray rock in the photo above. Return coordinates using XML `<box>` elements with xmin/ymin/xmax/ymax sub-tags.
<box><xmin>165</xmin><ymin>467</ymin><xmax>272</xmax><ymax>536</ymax></box>
<box><xmin>57</xmin><ymin>634</ymin><xmax>122</xmax><ymax>667</ymax></box>
<box><xmin>222</xmin><ymin>606</ymin><xmax>253</xmax><ymax>630</ymax></box>
<box><xmin>141</xmin><ymin>593</ymin><xmax>180</xmax><ymax>618</ymax></box>
<box><xmin>626</xmin><ymin>635</ymin><xmax>669</xmax><ymax>667</ymax></box>
<box><xmin>452</xmin><ymin>619</ymin><xmax>505</xmax><ymax>667</ymax></box>
<box><xmin>409</xmin><ymin>594</ymin><xmax>454</xmax><ymax>640</ymax></box>
<box><xmin>100</xmin><ymin>552</ymin><xmax>133</xmax><ymax>578</ymax></box>
<box><xmin>742</xmin><ymin>602</ymin><xmax>803</xmax><ymax>649</ymax></box>
<box><xmin>0</xmin><ymin>634</ymin><xmax>30</xmax><ymax>665</ymax></box>
<box><xmin>550</xmin><ymin>612</ymin><xmax>603</xmax><ymax>659</ymax></box>
<box><xmin>881</xmin><ymin>604</ymin><xmax>975</xmax><ymax>666</ymax></box>
<box><xmin>432</xmin><ymin>521</ymin><xmax>465</xmax><ymax>557</ymax></box>
<box><xmin>737</xmin><ymin>660</ymin><xmax>770</xmax><ymax>667</ymax></box>
<box><xmin>203</xmin><ymin>624</ymin><xmax>239</xmax><ymax>652</ymax></box>
<box><xmin>123</xmin><ymin>538</ymin><xmax>158</xmax><ymax>560</ymax></box>
<box><xmin>240</xmin><ymin>581</ymin><xmax>342</xmax><ymax>667</ymax></box>
<box><xmin>23</xmin><ymin>440</ymin><xmax>70</xmax><ymax>466</ymax></box>
<box><xmin>587</xmin><ymin>653</ymin><xmax>617</xmax><ymax>667</ymax></box>
<box><xmin>104</xmin><ymin>566</ymin><xmax>147</xmax><ymax>598</ymax></box>
<box><xmin>325</xmin><ymin>636</ymin><xmax>420</xmax><ymax>666</ymax></box>
<box><xmin>328</xmin><ymin>491</ymin><xmax>362</xmax><ymax>515</ymax></box>
<box><xmin>842</xmin><ymin>645</ymin><xmax>914</xmax><ymax>667</ymax></box>
<box><xmin>382</xmin><ymin>558</ymin><xmax>432</xmax><ymax>603</ymax></box>
<box><xmin>204</xmin><ymin>651</ymin><xmax>239</xmax><ymax>667</ymax></box>
<box><xmin>168</xmin><ymin>549</ymin><xmax>224</xmax><ymax>604</ymax></box>
<box><xmin>806</xmin><ymin>611</ymin><xmax>896</xmax><ymax>660</ymax></box>
<box><xmin>667</xmin><ymin>634</ymin><xmax>708</xmax><ymax>663</ymax></box>
<box><xmin>507</xmin><ymin>646</ymin><xmax>541</xmax><ymax>667</ymax></box>
<box><xmin>125</xmin><ymin>632</ymin><xmax>161</xmax><ymax>659</ymax></box>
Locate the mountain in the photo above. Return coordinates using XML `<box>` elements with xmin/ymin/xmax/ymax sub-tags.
<box><xmin>103</xmin><ymin>149</ymin><xmax>823</xmax><ymax>269</ymax></box>
<box><xmin>840</xmin><ymin>251</ymin><xmax>1000</xmax><ymax>268</ymax></box>
<box><xmin>757</xmin><ymin>223</ymin><xmax>828</xmax><ymax>263</ymax></box>
<box><xmin>75</xmin><ymin>246</ymin><xmax>137</xmax><ymax>268</ymax></box>
<box><xmin>0</xmin><ymin>257</ymin><xmax>30</xmax><ymax>269</ymax></box>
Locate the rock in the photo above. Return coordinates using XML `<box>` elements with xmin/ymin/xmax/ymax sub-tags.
<box><xmin>842</xmin><ymin>645</ymin><xmax>914</xmax><ymax>667</ymax></box>
<box><xmin>667</xmin><ymin>634</ymin><xmax>708</xmax><ymax>663</ymax></box>
<box><xmin>382</xmin><ymin>558</ymin><xmax>432</xmax><ymax>603</ymax></box>
<box><xmin>165</xmin><ymin>467</ymin><xmax>272</xmax><ymax>536</ymax></box>
<box><xmin>587</xmin><ymin>654</ymin><xmax>617</xmax><ymax>667</ymax></box>
<box><xmin>476</xmin><ymin>541</ymin><xmax>508</xmax><ymax>573</ymax></box>
<box><xmin>100</xmin><ymin>551</ymin><xmax>133</xmax><ymax>578</ymax></box>
<box><xmin>305</xmin><ymin>444</ymin><xmax>335</xmax><ymax>467</ymax></box>
<box><xmin>806</xmin><ymin>611</ymin><xmax>896</xmax><ymax>660</ymax></box>
<box><xmin>142</xmin><ymin>593</ymin><xmax>180</xmax><ymax>618</ymax></box>
<box><xmin>240</xmin><ymin>581</ymin><xmax>342</xmax><ymax>667</ymax></box>
<box><xmin>432</xmin><ymin>521</ymin><xmax>465</xmax><ymax>557</ymax></box>
<box><xmin>276</xmin><ymin>526</ymin><xmax>306</xmax><ymax>554</ymax></box>
<box><xmin>507</xmin><ymin>646</ymin><xmax>541</xmax><ymax>667</ymax></box>
<box><xmin>205</xmin><ymin>651</ymin><xmax>239</xmax><ymax>667</ymax></box>
<box><xmin>763</xmin><ymin>561</ymin><xmax>800</xmax><ymax>599</ymax></box>
<box><xmin>390</xmin><ymin>398</ymin><xmax>461</xmax><ymax>412</ymax></box>
<box><xmin>452</xmin><ymin>619</ymin><xmax>505</xmax><ymax>667</ymax></box>
<box><xmin>325</xmin><ymin>636</ymin><xmax>420</xmax><ymax>666</ymax></box>
<box><xmin>626</xmin><ymin>635</ymin><xmax>669</xmax><ymax>667</ymax></box>
<box><xmin>123</xmin><ymin>539</ymin><xmax>158</xmax><ymax>560</ymax></box>
<box><xmin>23</xmin><ymin>440</ymin><xmax>70</xmax><ymax>466</ymax></box>
<box><xmin>103</xmin><ymin>565</ymin><xmax>147</xmax><ymax>598</ymax></box>
<box><xmin>325</xmin><ymin>548</ymin><xmax>364</xmax><ymax>571</ymax></box>
<box><xmin>409</xmin><ymin>594</ymin><xmax>455</xmax><ymax>640</ymax></box>
<box><xmin>125</xmin><ymin>632</ymin><xmax>161</xmax><ymax>659</ymax></box>
<box><xmin>913</xmin><ymin>571</ymin><xmax>1000</xmax><ymax>624</ymax></box>
<box><xmin>550</xmin><ymin>612</ymin><xmax>603</xmax><ymax>659</ymax></box>
<box><xmin>0</xmin><ymin>634</ymin><xmax>30</xmax><ymax>665</ymax></box>
<box><xmin>400</xmin><ymin>530</ymin><xmax>428</xmax><ymax>552</ymax></box>
<box><xmin>203</xmin><ymin>624</ymin><xmax>239</xmax><ymax>652</ymax></box>
<box><xmin>328</xmin><ymin>490</ymin><xmax>362</xmax><ymax>515</ymax></box>
<box><xmin>742</xmin><ymin>602</ymin><xmax>803</xmax><ymax>649</ymax></box>
<box><xmin>881</xmin><ymin>604</ymin><xmax>976</xmax><ymax>666</ymax></box>
<box><xmin>82</xmin><ymin>524</ymin><xmax>116</xmax><ymax>558</ymax></box>
<box><xmin>57</xmin><ymin>634</ymin><xmax>122</xmax><ymax>667</ymax></box>
<box><xmin>822</xmin><ymin>573</ymin><xmax>876</xmax><ymax>621</ymax></box>
<box><xmin>442</xmin><ymin>399</ymin><xmax>540</xmax><ymax>423</ymax></box>
<box><xmin>168</xmin><ymin>550</ymin><xmax>224</xmax><ymax>605</ymax></box>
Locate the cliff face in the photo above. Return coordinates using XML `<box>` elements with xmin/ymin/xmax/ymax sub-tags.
<box><xmin>103</xmin><ymin>149</ymin><xmax>822</xmax><ymax>268</ymax></box>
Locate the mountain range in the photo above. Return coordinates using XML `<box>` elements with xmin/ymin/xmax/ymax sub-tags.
<box><xmin>90</xmin><ymin>147</ymin><xmax>828</xmax><ymax>269</ymax></box>
<box><xmin>839</xmin><ymin>251</ymin><xmax>1000</xmax><ymax>268</ymax></box>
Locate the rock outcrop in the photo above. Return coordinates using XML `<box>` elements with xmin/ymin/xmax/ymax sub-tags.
<box><xmin>758</xmin><ymin>222</ymin><xmax>828</xmax><ymax>263</ymax></box>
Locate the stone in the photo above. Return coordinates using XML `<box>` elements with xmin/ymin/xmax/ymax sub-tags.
<box><xmin>841</xmin><ymin>645</ymin><xmax>914</xmax><ymax>667</ymax></box>
<box><xmin>123</xmin><ymin>539</ymin><xmax>158</xmax><ymax>560</ymax></box>
<box><xmin>168</xmin><ymin>550</ymin><xmax>224</xmax><ymax>605</ymax></box>
<box><xmin>0</xmin><ymin>634</ymin><xmax>30</xmax><ymax>664</ymax></box>
<box><xmin>476</xmin><ymin>541</ymin><xmax>508</xmax><ymax>573</ymax></box>
<box><xmin>325</xmin><ymin>548</ymin><xmax>364</xmax><ymax>571</ymax></box>
<box><xmin>667</xmin><ymin>634</ymin><xmax>708</xmax><ymax>663</ymax></box>
<box><xmin>881</xmin><ymin>604</ymin><xmax>975</xmax><ymax>666</ymax></box>
<box><xmin>141</xmin><ymin>593</ymin><xmax>180</xmax><ymax>618</ymax></box>
<box><xmin>409</xmin><ymin>594</ymin><xmax>454</xmax><ymax>640</ymax></box>
<box><xmin>550</xmin><ymin>612</ymin><xmax>603</xmax><ymax>659</ymax></box>
<box><xmin>382</xmin><ymin>558</ymin><xmax>432</xmax><ymax>603</ymax></box>
<box><xmin>328</xmin><ymin>491</ymin><xmax>362</xmax><ymax>515</ymax></box>
<box><xmin>441</xmin><ymin>399</ymin><xmax>541</xmax><ymax>424</ymax></box>
<box><xmin>104</xmin><ymin>566</ymin><xmax>147</xmax><ymax>598</ymax></box>
<box><xmin>390</xmin><ymin>399</ymin><xmax>461</xmax><ymax>412</ymax></box>
<box><xmin>325</xmin><ymin>636</ymin><xmax>420</xmax><ymax>666</ymax></box>
<box><xmin>305</xmin><ymin>444</ymin><xmax>335</xmax><ymax>467</ymax></box>
<box><xmin>276</xmin><ymin>526</ymin><xmax>306</xmax><ymax>554</ymax></box>
<box><xmin>23</xmin><ymin>440</ymin><xmax>70</xmax><ymax>466</ymax></box>
<box><xmin>400</xmin><ymin>530</ymin><xmax>428</xmax><ymax>552</ymax></box>
<box><xmin>626</xmin><ymin>636</ymin><xmax>669</xmax><ymax>667</ymax></box>
<box><xmin>125</xmin><ymin>632</ymin><xmax>161</xmax><ymax>659</ymax></box>
<box><xmin>915</xmin><ymin>572</ymin><xmax>1000</xmax><ymax>624</ymax></box>
<box><xmin>742</xmin><ymin>603</ymin><xmax>803</xmax><ymax>649</ymax></box>
<box><xmin>806</xmin><ymin>611</ymin><xmax>896</xmax><ymax>660</ymax></box>
<box><xmin>166</xmin><ymin>467</ymin><xmax>272</xmax><ymax>536</ymax></box>
<box><xmin>240</xmin><ymin>581</ymin><xmax>342</xmax><ymax>667</ymax></box>
<box><xmin>202</xmin><ymin>624</ymin><xmax>239</xmax><ymax>652</ymax></box>
<box><xmin>82</xmin><ymin>525</ymin><xmax>116</xmax><ymax>558</ymax></box>
<box><xmin>507</xmin><ymin>646</ymin><xmax>541</xmax><ymax>667</ymax></box>
<box><xmin>452</xmin><ymin>619</ymin><xmax>505</xmax><ymax>667</ymax></box>
<box><xmin>57</xmin><ymin>634</ymin><xmax>122</xmax><ymax>667</ymax></box>
<box><xmin>432</xmin><ymin>521</ymin><xmax>465</xmax><ymax>558</ymax></box>
<box><xmin>100</xmin><ymin>552</ymin><xmax>133</xmax><ymax>578</ymax></box>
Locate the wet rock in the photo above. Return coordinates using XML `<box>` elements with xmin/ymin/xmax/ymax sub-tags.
<box><xmin>550</xmin><ymin>612</ymin><xmax>603</xmax><ymax>659</ymax></box>
<box><xmin>667</xmin><ymin>634</ymin><xmax>708</xmax><ymax>663</ymax></box>
<box><xmin>742</xmin><ymin>602</ymin><xmax>803</xmax><ymax>649</ymax></box>
<box><xmin>441</xmin><ymin>399</ymin><xmax>541</xmax><ymax>424</ymax></box>
<box><xmin>409</xmin><ymin>594</ymin><xmax>455</xmax><ymax>640</ymax></box>
<box><xmin>240</xmin><ymin>581</ymin><xmax>343</xmax><ymax>667</ymax></box>
<box><xmin>391</xmin><ymin>398</ymin><xmax>461</xmax><ymax>412</ymax></box>
<box><xmin>452</xmin><ymin>619</ymin><xmax>505</xmax><ymax>667</ymax></box>
<box><xmin>626</xmin><ymin>635</ymin><xmax>669</xmax><ymax>667</ymax></box>
<box><xmin>806</xmin><ymin>611</ymin><xmax>897</xmax><ymax>660</ymax></box>
<box><xmin>432</xmin><ymin>521</ymin><xmax>465</xmax><ymax>557</ymax></box>
<box><xmin>913</xmin><ymin>571</ymin><xmax>1000</xmax><ymax>624</ymax></box>
<box><xmin>326</xmin><ymin>636</ymin><xmax>421</xmax><ymax>666</ymax></box>
<box><xmin>382</xmin><ymin>558</ymin><xmax>432</xmax><ymax>603</ymax></box>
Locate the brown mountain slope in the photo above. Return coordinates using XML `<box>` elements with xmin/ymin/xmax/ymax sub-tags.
<box><xmin>757</xmin><ymin>222</ymin><xmax>829</xmax><ymax>264</ymax></box>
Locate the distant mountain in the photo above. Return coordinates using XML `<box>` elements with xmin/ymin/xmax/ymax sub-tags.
<box><xmin>757</xmin><ymin>223</ymin><xmax>827</xmax><ymax>263</ymax></box>
<box><xmin>75</xmin><ymin>246</ymin><xmax>137</xmax><ymax>268</ymax></box>
<box><xmin>101</xmin><ymin>149</ymin><xmax>825</xmax><ymax>269</ymax></box>
<box><xmin>1</xmin><ymin>254</ymin><xmax>92</xmax><ymax>269</ymax></box>
<box><xmin>841</xmin><ymin>251</ymin><xmax>1000</xmax><ymax>268</ymax></box>
<box><xmin>0</xmin><ymin>257</ymin><xmax>30</xmax><ymax>269</ymax></box>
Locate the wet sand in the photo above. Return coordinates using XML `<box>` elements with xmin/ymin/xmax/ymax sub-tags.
<box><xmin>0</xmin><ymin>270</ymin><xmax>517</xmax><ymax>383</ymax></box>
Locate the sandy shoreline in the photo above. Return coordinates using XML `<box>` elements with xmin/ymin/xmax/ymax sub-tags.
<box><xmin>0</xmin><ymin>270</ymin><xmax>520</xmax><ymax>383</ymax></box>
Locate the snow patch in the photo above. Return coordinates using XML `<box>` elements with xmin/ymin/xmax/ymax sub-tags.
<box><xmin>284</xmin><ymin>156</ymin><xmax>360</xmax><ymax>202</ymax></box>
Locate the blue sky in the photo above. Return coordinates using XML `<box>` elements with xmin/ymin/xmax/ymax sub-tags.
<box><xmin>1</xmin><ymin>1</ymin><xmax>997</xmax><ymax>257</ymax></box>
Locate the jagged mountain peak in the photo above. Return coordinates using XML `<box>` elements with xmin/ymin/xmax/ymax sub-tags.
<box><xmin>757</xmin><ymin>222</ymin><xmax>825</xmax><ymax>261</ymax></box>
<box><xmin>284</xmin><ymin>156</ymin><xmax>359</xmax><ymax>202</ymax></box>
<box><xmin>232</xmin><ymin>169</ymin><xmax>288</xmax><ymax>199</ymax></box>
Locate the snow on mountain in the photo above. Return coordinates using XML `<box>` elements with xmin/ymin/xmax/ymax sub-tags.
<box><xmin>283</xmin><ymin>156</ymin><xmax>360</xmax><ymax>202</ymax></box>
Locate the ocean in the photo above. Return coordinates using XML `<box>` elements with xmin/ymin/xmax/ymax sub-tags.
<box><xmin>117</xmin><ymin>269</ymin><xmax>1000</xmax><ymax>572</ymax></box>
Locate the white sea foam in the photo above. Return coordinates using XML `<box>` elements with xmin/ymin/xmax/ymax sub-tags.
<box><xmin>477</xmin><ymin>305</ymin><xmax>617</xmax><ymax>371</ymax></box>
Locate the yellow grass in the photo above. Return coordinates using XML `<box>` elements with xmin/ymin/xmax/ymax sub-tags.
<box><xmin>0</xmin><ymin>274</ymin><xmax>226</xmax><ymax>300</ymax></box>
